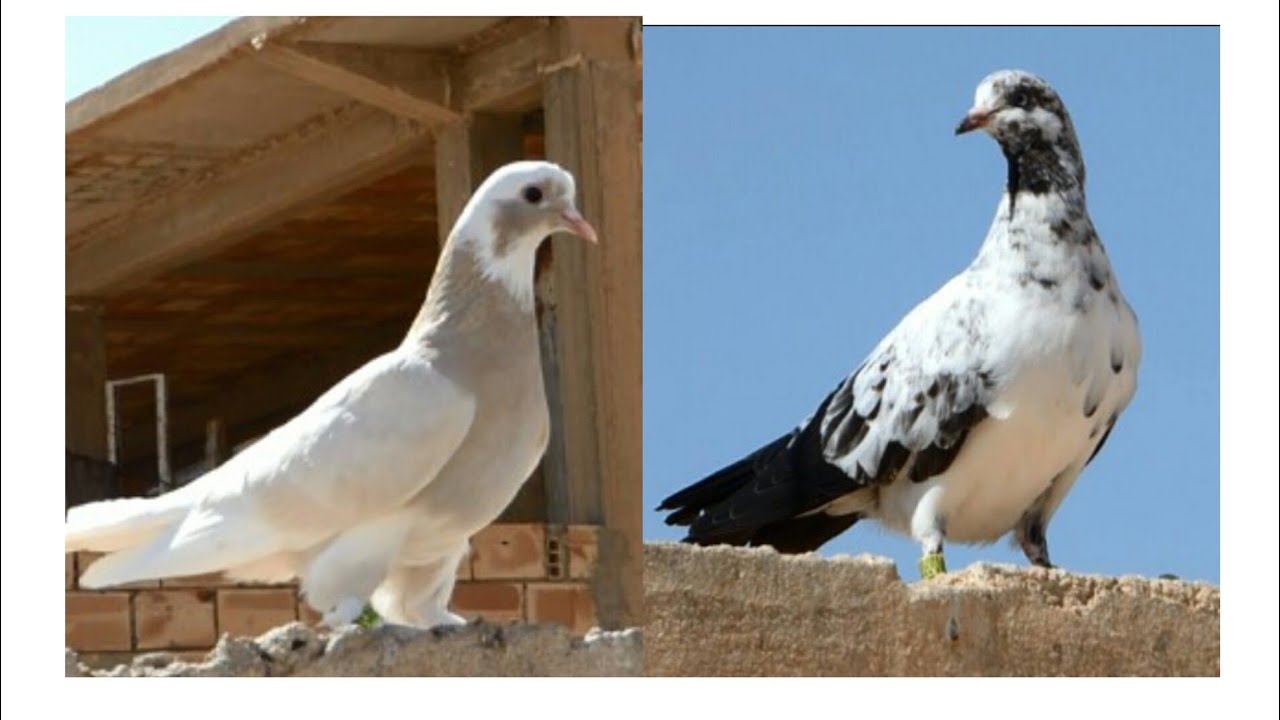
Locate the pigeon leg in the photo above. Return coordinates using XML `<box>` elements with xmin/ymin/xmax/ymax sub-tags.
<box><xmin>919</xmin><ymin>550</ymin><xmax>947</xmax><ymax>580</ymax></box>
<box><xmin>321</xmin><ymin>597</ymin><xmax>366</xmax><ymax>628</ymax></box>
<box><xmin>369</xmin><ymin>540</ymin><xmax>470</xmax><ymax>629</ymax></box>
<box><xmin>425</xmin><ymin>609</ymin><xmax>468</xmax><ymax>629</ymax></box>
<box><xmin>303</xmin><ymin>515</ymin><xmax>414</xmax><ymax>626</ymax></box>
<box><xmin>912</xmin><ymin>493</ymin><xmax>948</xmax><ymax>579</ymax></box>
<box><xmin>1015</xmin><ymin>515</ymin><xmax>1054</xmax><ymax>568</ymax></box>
<box><xmin>354</xmin><ymin>605</ymin><xmax>383</xmax><ymax>628</ymax></box>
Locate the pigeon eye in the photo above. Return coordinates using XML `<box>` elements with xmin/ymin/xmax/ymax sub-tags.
<box><xmin>1009</xmin><ymin>90</ymin><xmax>1030</xmax><ymax>109</ymax></box>
<box><xmin>522</xmin><ymin>186</ymin><xmax>543</xmax><ymax>204</ymax></box>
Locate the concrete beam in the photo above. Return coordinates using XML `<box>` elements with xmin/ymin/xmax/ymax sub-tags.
<box><xmin>66</xmin><ymin>17</ymin><xmax>317</xmax><ymax>137</ymax></box>
<box><xmin>455</xmin><ymin>21</ymin><xmax>556</xmax><ymax>112</ymax></box>
<box><xmin>66</xmin><ymin>108</ymin><xmax>430</xmax><ymax>298</ymax></box>
<box><xmin>539</xmin><ymin>16</ymin><xmax>643</xmax><ymax>629</ymax></box>
<box><xmin>255</xmin><ymin>42</ymin><xmax>461</xmax><ymax>125</ymax></box>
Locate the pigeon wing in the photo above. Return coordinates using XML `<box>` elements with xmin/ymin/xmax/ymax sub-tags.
<box><xmin>675</xmin><ymin>276</ymin><xmax>1002</xmax><ymax>549</ymax></box>
<box><xmin>81</xmin><ymin>350</ymin><xmax>476</xmax><ymax>586</ymax></box>
<box><xmin>820</xmin><ymin>275</ymin><xmax>998</xmax><ymax>490</ymax></box>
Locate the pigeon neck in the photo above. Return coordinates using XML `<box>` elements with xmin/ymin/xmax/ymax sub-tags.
<box><xmin>973</xmin><ymin>174</ymin><xmax>1104</xmax><ymax>277</ymax></box>
<box><xmin>403</xmin><ymin>240</ymin><xmax>535</xmax><ymax>346</ymax></box>
<box><xmin>467</xmin><ymin>233</ymin><xmax>540</xmax><ymax>312</ymax></box>
<box><xmin>1000</xmin><ymin>132</ymin><xmax>1086</xmax><ymax>212</ymax></box>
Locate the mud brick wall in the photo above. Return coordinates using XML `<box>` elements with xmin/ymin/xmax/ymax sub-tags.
<box><xmin>66</xmin><ymin>523</ymin><xmax>600</xmax><ymax>666</ymax></box>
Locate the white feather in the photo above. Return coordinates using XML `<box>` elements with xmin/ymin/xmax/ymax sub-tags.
<box><xmin>76</xmin><ymin>351</ymin><xmax>476</xmax><ymax>590</ymax></box>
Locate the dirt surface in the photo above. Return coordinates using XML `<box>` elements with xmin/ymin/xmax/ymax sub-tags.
<box><xmin>66</xmin><ymin>621</ymin><xmax>642</xmax><ymax>677</ymax></box>
<box><xmin>643</xmin><ymin>543</ymin><xmax>1219</xmax><ymax>676</ymax></box>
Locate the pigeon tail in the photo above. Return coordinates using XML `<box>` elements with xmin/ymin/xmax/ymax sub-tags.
<box><xmin>657</xmin><ymin>433</ymin><xmax>791</xmax><ymax>534</ymax></box>
<box><xmin>64</xmin><ymin>483</ymin><xmax>199</xmax><ymax>554</ymax></box>
<box><xmin>658</xmin><ymin>416</ymin><xmax>862</xmax><ymax>553</ymax></box>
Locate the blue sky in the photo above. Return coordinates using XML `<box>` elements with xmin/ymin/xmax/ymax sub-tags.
<box><xmin>66</xmin><ymin>17</ymin><xmax>233</xmax><ymax>101</ymax></box>
<box><xmin>644</xmin><ymin>27</ymin><xmax>1221</xmax><ymax>583</ymax></box>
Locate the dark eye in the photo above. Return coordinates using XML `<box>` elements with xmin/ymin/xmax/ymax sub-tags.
<box><xmin>1009</xmin><ymin>90</ymin><xmax>1030</xmax><ymax>109</ymax></box>
<box><xmin>522</xmin><ymin>185</ymin><xmax>543</xmax><ymax>204</ymax></box>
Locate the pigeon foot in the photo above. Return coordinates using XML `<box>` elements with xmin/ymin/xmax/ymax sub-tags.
<box><xmin>355</xmin><ymin>604</ymin><xmax>383</xmax><ymax>628</ymax></box>
<box><xmin>322</xmin><ymin>597</ymin><xmax>367</xmax><ymax>628</ymax></box>
<box><xmin>434</xmin><ymin>611</ymin><xmax>468</xmax><ymax>628</ymax></box>
<box><xmin>919</xmin><ymin>552</ymin><xmax>947</xmax><ymax>580</ymax></box>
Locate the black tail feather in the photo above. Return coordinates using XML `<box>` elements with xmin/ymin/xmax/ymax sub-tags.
<box><xmin>751</xmin><ymin>512</ymin><xmax>862</xmax><ymax>554</ymax></box>
<box><xmin>656</xmin><ymin>433</ymin><xmax>791</xmax><ymax>519</ymax></box>
<box><xmin>658</xmin><ymin>396</ymin><xmax>864</xmax><ymax>553</ymax></box>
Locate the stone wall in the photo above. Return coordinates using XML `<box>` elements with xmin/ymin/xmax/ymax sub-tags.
<box><xmin>643</xmin><ymin>543</ymin><xmax>1219</xmax><ymax>676</ymax></box>
<box><xmin>67</xmin><ymin>622</ymin><xmax>642</xmax><ymax>677</ymax></box>
<box><xmin>66</xmin><ymin>541</ymin><xmax>1219</xmax><ymax>676</ymax></box>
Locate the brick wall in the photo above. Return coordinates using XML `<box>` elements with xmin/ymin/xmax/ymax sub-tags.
<box><xmin>65</xmin><ymin>523</ymin><xmax>600</xmax><ymax>665</ymax></box>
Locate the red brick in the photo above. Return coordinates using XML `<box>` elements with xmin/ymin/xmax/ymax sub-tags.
<box><xmin>217</xmin><ymin>588</ymin><xmax>298</xmax><ymax>638</ymax></box>
<box><xmin>470</xmin><ymin>524</ymin><xmax>546</xmax><ymax>579</ymax></box>
<box><xmin>450</xmin><ymin>582</ymin><xmax>524</xmax><ymax>622</ymax></box>
<box><xmin>134</xmin><ymin>589</ymin><xmax>217</xmax><ymax>650</ymax></box>
<box><xmin>566</xmin><ymin>526</ymin><xmax>599</xmax><ymax>579</ymax></box>
<box><xmin>76</xmin><ymin>551</ymin><xmax>159</xmax><ymax>589</ymax></box>
<box><xmin>526</xmin><ymin>583</ymin><xmax>596</xmax><ymax>635</ymax></box>
<box><xmin>66</xmin><ymin>592</ymin><xmax>132</xmax><ymax>652</ymax></box>
<box><xmin>65</xmin><ymin>553</ymin><xmax>75</xmax><ymax>590</ymax></box>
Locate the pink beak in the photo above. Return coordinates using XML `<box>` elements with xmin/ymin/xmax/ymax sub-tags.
<box><xmin>955</xmin><ymin>110</ymin><xmax>991</xmax><ymax>135</ymax></box>
<box><xmin>560</xmin><ymin>209</ymin><xmax>598</xmax><ymax>244</ymax></box>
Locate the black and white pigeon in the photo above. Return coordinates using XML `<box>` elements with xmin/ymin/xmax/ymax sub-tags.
<box><xmin>657</xmin><ymin>70</ymin><xmax>1141</xmax><ymax>579</ymax></box>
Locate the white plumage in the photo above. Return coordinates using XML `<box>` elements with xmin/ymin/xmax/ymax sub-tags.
<box><xmin>66</xmin><ymin>160</ymin><xmax>597</xmax><ymax>627</ymax></box>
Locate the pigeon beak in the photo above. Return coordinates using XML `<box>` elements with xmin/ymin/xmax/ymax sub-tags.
<box><xmin>559</xmin><ymin>208</ymin><xmax>598</xmax><ymax>244</ymax></box>
<box><xmin>955</xmin><ymin>110</ymin><xmax>990</xmax><ymax>135</ymax></box>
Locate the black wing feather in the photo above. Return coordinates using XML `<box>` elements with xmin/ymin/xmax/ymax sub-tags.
<box><xmin>658</xmin><ymin>348</ymin><xmax>993</xmax><ymax>554</ymax></box>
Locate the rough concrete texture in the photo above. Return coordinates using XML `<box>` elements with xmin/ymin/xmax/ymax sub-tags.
<box><xmin>644</xmin><ymin>543</ymin><xmax>1219</xmax><ymax>676</ymax></box>
<box><xmin>66</xmin><ymin>621</ymin><xmax>642</xmax><ymax>677</ymax></box>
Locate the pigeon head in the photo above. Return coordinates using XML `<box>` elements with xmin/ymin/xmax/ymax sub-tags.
<box><xmin>955</xmin><ymin>70</ymin><xmax>1085</xmax><ymax>196</ymax></box>
<box><xmin>464</xmin><ymin>160</ymin><xmax>598</xmax><ymax>252</ymax></box>
<box><xmin>445</xmin><ymin>161</ymin><xmax>597</xmax><ymax>306</ymax></box>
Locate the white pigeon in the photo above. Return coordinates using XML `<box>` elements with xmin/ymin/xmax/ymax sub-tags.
<box><xmin>66</xmin><ymin>160</ymin><xmax>598</xmax><ymax>627</ymax></box>
<box><xmin>658</xmin><ymin>70</ymin><xmax>1141</xmax><ymax>579</ymax></box>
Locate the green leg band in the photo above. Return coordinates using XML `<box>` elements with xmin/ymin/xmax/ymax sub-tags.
<box><xmin>355</xmin><ymin>604</ymin><xmax>382</xmax><ymax>628</ymax></box>
<box><xmin>919</xmin><ymin>552</ymin><xmax>947</xmax><ymax>580</ymax></box>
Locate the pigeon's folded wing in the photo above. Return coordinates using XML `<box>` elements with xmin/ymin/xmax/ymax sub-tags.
<box><xmin>107</xmin><ymin>350</ymin><xmax>477</xmax><ymax>582</ymax></box>
<box><xmin>819</xmin><ymin>276</ymin><xmax>998</xmax><ymax>490</ymax></box>
<box><xmin>671</xmin><ymin>277</ymin><xmax>1005</xmax><ymax>545</ymax></box>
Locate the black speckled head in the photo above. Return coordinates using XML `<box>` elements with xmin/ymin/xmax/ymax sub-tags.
<box><xmin>956</xmin><ymin>70</ymin><xmax>1086</xmax><ymax>200</ymax></box>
